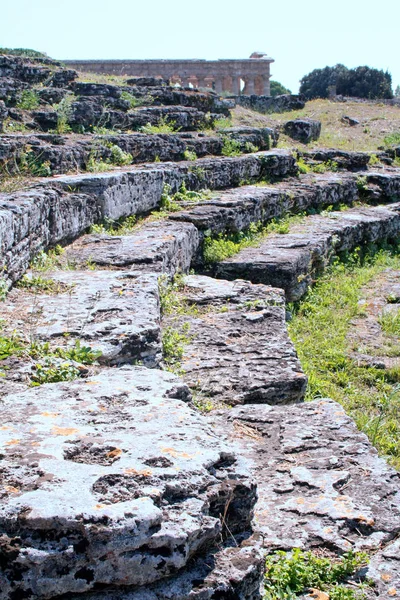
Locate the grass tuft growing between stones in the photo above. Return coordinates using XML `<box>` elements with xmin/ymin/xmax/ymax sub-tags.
<box><xmin>203</xmin><ymin>214</ymin><xmax>308</xmax><ymax>264</ymax></box>
<box><xmin>264</xmin><ymin>548</ymin><xmax>370</xmax><ymax>600</ymax></box>
<box><xmin>289</xmin><ymin>243</ymin><xmax>400</xmax><ymax>469</ymax></box>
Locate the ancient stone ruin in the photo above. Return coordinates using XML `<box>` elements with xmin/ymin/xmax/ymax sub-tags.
<box><xmin>63</xmin><ymin>52</ymin><xmax>274</xmax><ymax>95</ymax></box>
<box><xmin>0</xmin><ymin>53</ymin><xmax>400</xmax><ymax>599</ymax></box>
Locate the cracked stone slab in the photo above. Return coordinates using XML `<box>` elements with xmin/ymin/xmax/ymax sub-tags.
<box><xmin>216</xmin><ymin>399</ymin><xmax>400</xmax><ymax>557</ymax></box>
<box><xmin>0</xmin><ymin>366</ymin><xmax>256</xmax><ymax>600</ymax></box>
<box><xmin>216</xmin><ymin>203</ymin><xmax>400</xmax><ymax>301</ymax></box>
<box><xmin>0</xmin><ymin>270</ymin><xmax>162</xmax><ymax>372</ymax></box>
<box><xmin>63</xmin><ymin>220</ymin><xmax>199</xmax><ymax>274</ymax></box>
<box><xmin>164</xmin><ymin>275</ymin><xmax>307</xmax><ymax>405</ymax></box>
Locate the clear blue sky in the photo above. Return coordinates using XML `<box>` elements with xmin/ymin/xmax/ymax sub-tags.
<box><xmin>2</xmin><ymin>0</ymin><xmax>399</xmax><ymax>93</ymax></box>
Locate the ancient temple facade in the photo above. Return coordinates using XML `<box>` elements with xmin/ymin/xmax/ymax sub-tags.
<box><xmin>63</xmin><ymin>52</ymin><xmax>274</xmax><ymax>96</ymax></box>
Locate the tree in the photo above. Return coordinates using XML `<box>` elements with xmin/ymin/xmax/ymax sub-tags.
<box><xmin>337</xmin><ymin>66</ymin><xmax>393</xmax><ymax>99</ymax></box>
<box><xmin>299</xmin><ymin>64</ymin><xmax>347</xmax><ymax>99</ymax></box>
<box><xmin>270</xmin><ymin>80</ymin><xmax>291</xmax><ymax>97</ymax></box>
<box><xmin>300</xmin><ymin>64</ymin><xmax>393</xmax><ymax>100</ymax></box>
<box><xmin>395</xmin><ymin>85</ymin><xmax>400</xmax><ymax>98</ymax></box>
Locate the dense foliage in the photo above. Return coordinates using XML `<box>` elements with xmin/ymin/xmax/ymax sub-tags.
<box><xmin>300</xmin><ymin>64</ymin><xmax>393</xmax><ymax>100</ymax></box>
<box><xmin>0</xmin><ymin>48</ymin><xmax>47</xmax><ymax>58</ymax></box>
<box><xmin>270</xmin><ymin>80</ymin><xmax>292</xmax><ymax>96</ymax></box>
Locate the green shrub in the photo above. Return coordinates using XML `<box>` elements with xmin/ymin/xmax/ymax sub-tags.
<box><xmin>183</xmin><ymin>149</ymin><xmax>197</xmax><ymax>161</ymax></box>
<box><xmin>384</xmin><ymin>132</ymin><xmax>400</xmax><ymax>147</ymax></box>
<box><xmin>221</xmin><ymin>137</ymin><xmax>242</xmax><ymax>157</ymax></box>
<box><xmin>53</xmin><ymin>95</ymin><xmax>74</xmax><ymax>134</ymax></box>
<box><xmin>16</xmin><ymin>90</ymin><xmax>40</xmax><ymax>110</ymax></box>
<box><xmin>0</xmin><ymin>48</ymin><xmax>47</xmax><ymax>58</ymax></box>
<box><xmin>264</xmin><ymin>549</ymin><xmax>369</xmax><ymax>600</ymax></box>
<box><xmin>140</xmin><ymin>117</ymin><xmax>176</xmax><ymax>134</ymax></box>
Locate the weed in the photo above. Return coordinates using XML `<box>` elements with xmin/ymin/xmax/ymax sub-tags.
<box><xmin>379</xmin><ymin>310</ymin><xmax>400</xmax><ymax>336</ymax></box>
<box><xmin>264</xmin><ymin>549</ymin><xmax>369</xmax><ymax>600</ymax></box>
<box><xmin>0</xmin><ymin>278</ymin><xmax>8</xmax><ymax>301</ymax></box>
<box><xmin>16</xmin><ymin>90</ymin><xmax>40</xmax><ymax>110</ymax></box>
<box><xmin>214</xmin><ymin>117</ymin><xmax>233</xmax><ymax>130</ymax></box>
<box><xmin>140</xmin><ymin>117</ymin><xmax>176</xmax><ymax>134</ymax></box>
<box><xmin>221</xmin><ymin>137</ymin><xmax>242</xmax><ymax>157</ymax></box>
<box><xmin>19</xmin><ymin>147</ymin><xmax>52</xmax><ymax>177</ymax></box>
<box><xmin>108</xmin><ymin>143</ymin><xmax>132</xmax><ymax>166</ymax></box>
<box><xmin>311</xmin><ymin>160</ymin><xmax>339</xmax><ymax>173</ymax></box>
<box><xmin>30</xmin><ymin>245</ymin><xmax>65</xmax><ymax>272</ymax></box>
<box><xmin>162</xmin><ymin>323</ymin><xmax>190</xmax><ymax>372</ymax></box>
<box><xmin>368</xmin><ymin>153</ymin><xmax>381</xmax><ymax>166</ymax></box>
<box><xmin>30</xmin><ymin>357</ymin><xmax>81</xmax><ymax>385</ymax></box>
<box><xmin>53</xmin><ymin>95</ymin><xmax>74</xmax><ymax>134</ymax></box>
<box><xmin>16</xmin><ymin>275</ymin><xmax>67</xmax><ymax>294</ymax></box>
<box><xmin>356</xmin><ymin>176</ymin><xmax>368</xmax><ymax>193</ymax></box>
<box><xmin>244</xmin><ymin>142</ymin><xmax>259</xmax><ymax>153</ymax></box>
<box><xmin>297</xmin><ymin>157</ymin><xmax>311</xmax><ymax>174</ymax></box>
<box><xmin>90</xmin><ymin>215</ymin><xmax>137</xmax><ymax>236</ymax></box>
<box><xmin>183</xmin><ymin>149</ymin><xmax>198</xmax><ymax>161</ymax></box>
<box><xmin>160</xmin><ymin>182</ymin><xmax>211</xmax><ymax>212</ymax></box>
<box><xmin>2</xmin><ymin>118</ymin><xmax>28</xmax><ymax>133</ymax></box>
<box><xmin>384</xmin><ymin>132</ymin><xmax>400</xmax><ymax>147</ymax></box>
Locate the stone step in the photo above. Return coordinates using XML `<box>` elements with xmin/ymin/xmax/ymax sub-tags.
<box><xmin>215</xmin><ymin>399</ymin><xmax>400</xmax><ymax>586</ymax></box>
<box><xmin>0</xmin><ymin>150</ymin><xmax>296</xmax><ymax>284</ymax></box>
<box><xmin>216</xmin><ymin>202</ymin><xmax>400</xmax><ymax>301</ymax></box>
<box><xmin>0</xmin><ymin>271</ymin><xmax>162</xmax><ymax>396</ymax></box>
<box><xmin>0</xmin><ymin>127</ymin><xmax>275</xmax><ymax>175</ymax></box>
<box><xmin>63</xmin><ymin>221</ymin><xmax>199</xmax><ymax>274</ymax></box>
<box><xmin>163</xmin><ymin>275</ymin><xmax>307</xmax><ymax>405</ymax></box>
<box><xmin>0</xmin><ymin>366</ymin><xmax>256</xmax><ymax>600</ymax></box>
<box><xmin>169</xmin><ymin>172</ymin><xmax>359</xmax><ymax>239</ymax></box>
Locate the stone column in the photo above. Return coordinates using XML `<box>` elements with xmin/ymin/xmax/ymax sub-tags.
<box><xmin>261</xmin><ymin>75</ymin><xmax>270</xmax><ymax>96</ymax></box>
<box><xmin>243</xmin><ymin>77</ymin><xmax>256</xmax><ymax>95</ymax></box>
<box><xmin>231</xmin><ymin>76</ymin><xmax>240</xmax><ymax>95</ymax></box>
<box><xmin>180</xmin><ymin>77</ymin><xmax>190</xmax><ymax>88</ymax></box>
<box><xmin>214</xmin><ymin>78</ymin><xmax>223</xmax><ymax>94</ymax></box>
<box><xmin>196</xmin><ymin>77</ymin><xmax>206</xmax><ymax>89</ymax></box>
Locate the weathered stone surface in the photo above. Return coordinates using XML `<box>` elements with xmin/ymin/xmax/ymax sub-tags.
<box><xmin>170</xmin><ymin>173</ymin><xmax>358</xmax><ymax>241</ymax></box>
<box><xmin>64</xmin><ymin>544</ymin><xmax>264</xmax><ymax>600</ymax></box>
<box><xmin>56</xmin><ymin>150</ymin><xmax>297</xmax><ymax>220</ymax></box>
<box><xmin>341</xmin><ymin>115</ymin><xmax>360</xmax><ymax>126</ymax></box>
<box><xmin>0</xmin><ymin>127</ymin><xmax>274</xmax><ymax>175</ymax></box>
<box><xmin>164</xmin><ymin>275</ymin><xmax>307</xmax><ymax>405</ymax></box>
<box><xmin>0</xmin><ymin>366</ymin><xmax>256</xmax><ymax>599</ymax></box>
<box><xmin>348</xmin><ymin>269</ymin><xmax>400</xmax><ymax>369</ymax></box>
<box><xmin>364</xmin><ymin>538</ymin><xmax>400</xmax><ymax>599</ymax></box>
<box><xmin>217</xmin><ymin>399</ymin><xmax>400</xmax><ymax>554</ymax></box>
<box><xmin>219</xmin><ymin>125</ymin><xmax>278</xmax><ymax>148</ymax></box>
<box><xmin>0</xmin><ymin>186</ymin><xmax>99</xmax><ymax>284</ymax></box>
<box><xmin>0</xmin><ymin>151</ymin><xmax>296</xmax><ymax>283</ymax></box>
<box><xmin>217</xmin><ymin>203</ymin><xmax>400</xmax><ymax>300</ymax></box>
<box><xmin>236</xmin><ymin>94</ymin><xmax>305</xmax><ymax>114</ymax></box>
<box><xmin>0</xmin><ymin>270</ymin><xmax>162</xmax><ymax>368</ymax></box>
<box><xmin>297</xmin><ymin>148</ymin><xmax>370</xmax><ymax>171</ymax></box>
<box><xmin>0</xmin><ymin>99</ymin><xmax>7</xmax><ymax>132</ymax></box>
<box><xmin>63</xmin><ymin>221</ymin><xmax>199</xmax><ymax>275</ymax></box>
<box><xmin>283</xmin><ymin>119</ymin><xmax>322</xmax><ymax>143</ymax></box>
<box><xmin>125</xmin><ymin>76</ymin><xmax>169</xmax><ymax>87</ymax></box>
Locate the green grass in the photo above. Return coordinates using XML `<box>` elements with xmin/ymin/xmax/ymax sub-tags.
<box><xmin>288</xmin><ymin>245</ymin><xmax>400</xmax><ymax>469</ymax></box>
<box><xmin>378</xmin><ymin>310</ymin><xmax>400</xmax><ymax>336</ymax></box>
<box><xmin>264</xmin><ymin>549</ymin><xmax>369</xmax><ymax>600</ymax></box>
<box><xmin>140</xmin><ymin>117</ymin><xmax>176</xmax><ymax>134</ymax></box>
<box><xmin>203</xmin><ymin>214</ymin><xmax>307</xmax><ymax>264</ymax></box>
<box><xmin>384</xmin><ymin>131</ymin><xmax>400</xmax><ymax>147</ymax></box>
